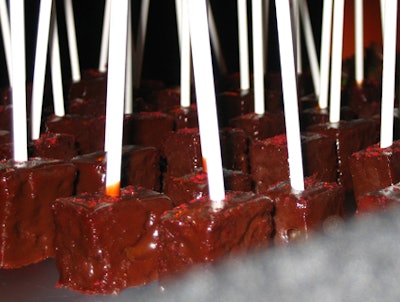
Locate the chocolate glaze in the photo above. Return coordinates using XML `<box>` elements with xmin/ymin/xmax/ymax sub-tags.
<box><xmin>68</xmin><ymin>70</ymin><xmax>107</xmax><ymax>103</ymax></box>
<box><xmin>141</xmin><ymin>87</ymin><xmax>182</xmax><ymax>112</ymax></box>
<box><xmin>52</xmin><ymin>186</ymin><xmax>173</xmax><ymax>294</ymax></box>
<box><xmin>0</xmin><ymin>159</ymin><xmax>76</xmax><ymax>268</ymax></box>
<box><xmin>265</xmin><ymin>178</ymin><xmax>345</xmax><ymax>245</ymax></box>
<box><xmin>71</xmin><ymin>145</ymin><xmax>161</xmax><ymax>194</ymax></box>
<box><xmin>307</xmin><ymin>119</ymin><xmax>380</xmax><ymax>191</ymax></box>
<box><xmin>356</xmin><ymin>182</ymin><xmax>400</xmax><ymax>215</ymax></box>
<box><xmin>45</xmin><ymin>114</ymin><xmax>106</xmax><ymax>155</ymax></box>
<box><xmin>229</xmin><ymin>111</ymin><xmax>285</xmax><ymax>142</ymax></box>
<box><xmin>250</xmin><ymin>132</ymin><xmax>337</xmax><ymax>193</ymax></box>
<box><xmin>300</xmin><ymin>106</ymin><xmax>358</xmax><ymax>130</ymax></box>
<box><xmin>167</xmin><ymin>104</ymin><xmax>199</xmax><ymax>130</ymax></box>
<box><xmin>158</xmin><ymin>191</ymin><xmax>274</xmax><ymax>279</ymax></box>
<box><xmin>350</xmin><ymin>140</ymin><xmax>400</xmax><ymax>200</ymax></box>
<box><xmin>162</xmin><ymin>127</ymin><xmax>249</xmax><ymax>179</ymax></box>
<box><xmin>216</xmin><ymin>91</ymin><xmax>254</xmax><ymax>127</ymax></box>
<box><xmin>344</xmin><ymin>80</ymin><xmax>381</xmax><ymax>118</ymax></box>
<box><xmin>163</xmin><ymin>169</ymin><xmax>252</xmax><ymax>206</ymax></box>
<box><xmin>30</xmin><ymin>132</ymin><xmax>78</xmax><ymax>160</ymax></box>
<box><xmin>124</xmin><ymin>112</ymin><xmax>174</xmax><ymax>149</ymax></box>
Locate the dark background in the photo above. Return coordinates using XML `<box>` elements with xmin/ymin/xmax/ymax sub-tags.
<box><xmin>0</xmin><ymin>0</ymin><xmax>329</xmax><ymax>88</ymax></box>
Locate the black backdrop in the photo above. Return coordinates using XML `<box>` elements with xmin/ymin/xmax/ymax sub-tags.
<box><xmin>0</xmin><ymin>0</ymin><xmax>323</xmax><ymax>88</ymax></box>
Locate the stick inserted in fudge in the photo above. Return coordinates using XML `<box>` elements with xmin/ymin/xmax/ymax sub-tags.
<box><xmin>349</xmin><ymin>0</ymin><xmax>398</xmax><ymax>207</ymax></box>
<box><xmin>0</xmin><ymin>7</ymin><xmax>77</xmax><ymax>269</ymax></box>
<box><xmin>159</xmin><ymin>0</ymin><xmax>274</xmax><ymax>281</ymax></box>
<box><xmin>262</xmin><ymin>0</ymin><xmax>345</xmax><ymax>245</ymax></box>
<box><xmin>52</xmin><ymin>3</ymin><xmax>173</xmax><ymax>294</ymax></box>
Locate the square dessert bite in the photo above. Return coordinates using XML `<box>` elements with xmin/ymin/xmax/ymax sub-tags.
<box><xmin>0</xmin><ymin>159</ymin><xmax>76</xmax><ymax>268</ymax></box>
<box><xmin>158</xmin><ymin>191</ymin><xmax>274</xmax><ymax>279</ymax></box>
<box><xmin>350</xmin><ymin>140</ymin><xmax>400</xmax><ymax>200</ymax></box>
<box><xmin>265</xmin><ymin>178</ymin><xmax>345</xmax><ymax>245</ymax></box>
<box><xmin>52</xmin><ymin>186</ymin><xmax>173</xmax><ymax>294</ymax></box>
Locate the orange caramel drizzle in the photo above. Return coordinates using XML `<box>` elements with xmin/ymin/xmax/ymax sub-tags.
<box><xmin>106</xmin><ymin>182</ymin><xmax>120</xmax><ymax>197</ymax></box>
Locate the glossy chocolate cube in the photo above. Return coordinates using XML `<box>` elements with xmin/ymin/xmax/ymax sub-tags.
<box><xmin>158</xmin><ymin>191</ymin><xmax>274</xmax><ymax>279</ymax></box>
<box><xmin>350</xmin><ymin>140</ymin><xmax>400</xmax><ymax>200</ymax></box>
<box><xmin>52</xmin><ymin>186</ymin><xmax>173</xmax><ymax>294</ymax></box>
<box><xmin>250</xmin><ymin>132</ymin><xmax>337</xmax><ymax>194</ymax></box>
<box><xmin>0</xmin><ymin>159</ymin><xmax>76</xmax><ymax>268</ymax></box>
<box><xmin>265</xmin><ymin>178</ymin><xmax>345</xmax><ymax>245</ymax></box>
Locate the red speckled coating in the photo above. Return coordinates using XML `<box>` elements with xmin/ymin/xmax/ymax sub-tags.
<box><xmin>350</xmin><ymin>140</ymin><xmax>400</xmax><ymax>200</ymax></box>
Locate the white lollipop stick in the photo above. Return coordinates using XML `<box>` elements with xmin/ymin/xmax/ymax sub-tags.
<box><xmin>207</xmin><ymin>1</ymin><xmax>228</xmax><ymax>76</ymax></box>
<box><xmin>10</xmin><ymin>0</ymin><xmax>28</xmax><ymax>162</ymax></box>
<box><xmin>187</xmin><ymin>0</ymin><xmax>225</xmax><ymax>210</ymax></box>
<box><xmin>99</xmin><ymin>0</ymin><xmax>111</xmax><ymax>72</ymax></box>
<box><xmin>263</xmin><ymin>0</ymin><xmax>270</xmax><ymax>74</ymax></box>
<box><xmin>276</xmin><ymin>0</ymin><xmax>304</xmax><ymax>192</ymax></box>
<box><xmin>319</xmin><ymin>0</ymin><xmax>333</xmax><ymax>109</ymax></box>
<box><xmin>380</xmin><ymin>0</ymin><xmax>385</xmax><ymax>38</ymax></box>
<box><xmin>355</xmin><ymin>0</ymin><xmax>364</xmax><ymax>86</ymax></box>
<box><xmin>329</xmin><ymin>0</ymin><xmax>345</xmax><ymax>124</ymax></box>
<box><xmin>180</xmin><ymin>0</ymin><xmax>191</xmax><ymax>107</ymax></box>
<box><xmin>0</xmin><ymin>0</ymin><xmax>12</xmax><ymax>85</ymax></box>
<box><xmin>252</xmin><ymin>0</ymin><xmax>265</xmax><ymax>114</ymax></box>
<box><xmin>125</xmin><ymin>0</ymin><xmax>133</xmax><ymax>114</ymax></box>
<box><xmin>237</xmin><ymin>0</ymin><xmax>250</xmax><ymax>91</ymax></box>
<box><xmin>63</xmin><ymin>0</ymin><xmax>81</xmax><ymax>82</ymax></box>
<box><xmin>50</xmin><ymin>2</ymin><xmax>65</xmax><ymax>117</ymax></box>
<box><xmin>105</xmin><ymin>0</ymin><xmax>129</xmax><ymax>196</ymax></box>
<box><xmin>31</xmin><ymin>0</ymin><xmax>52</xmax><ymax>140</ymax></box>
<box><xmin>292</xmin><ymin>0</ymin><xmax>302</xmax><ymax>74</ymax></box>
<box><xmin>133</xmin><ymin>0</ymin><xmax>150</xmax><ymax>89</ymax></box>
<box><xmin>175</xmin><ymin>0</ymin><xmax>182</xmax><ymax>50</ymax></box>
<box><xmin>299</xmin><ymin>0</ymin><xmax>320</xmax><ymax>97</ymax></box>
<box><xmin>380</xmin><ymin>0</ymin><xmax>397</xmax><ymax>148</ymax></box>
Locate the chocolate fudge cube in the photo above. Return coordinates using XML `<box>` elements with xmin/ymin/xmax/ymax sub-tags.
<box><xmin>124</xmin><ymin>112</ymin><xmax>174</xmax><ymax>149</ymax></box>
<box><xmin>265</xmin><ymin>178</ymin><xmax>345</xmax><ymax>245</ymax></box>
<box><xmin>0</xmin><ymin>159</ymin><xmax>76</xmax><ymax>268</ymax></box>
<box><xmin>307</xmin><ymin>119</ymin><xmax>380</xmax><ymax>191</ymax></box>
<box><xmin>45</xmin><ymin>114</ymin><xmax>106</xmax><ymax>155</ymax></box>
<box><xmin>72</xmin><ymin>145</ymin><xmax>161</xmax><ymax>194</ymax></box>
<box><xmin>158</xmin><ymin>191</ymin><xmax>274</xmax><ymax>278</ymax></box>
<box><xmin>216</xmin><ymin>91</ymin><xmax>254</xmax><ymax>127</ymax></box>
<box><xmin>167</xmin><ymin>104</ymin><xmax>198</xmax><ymax>130</ymax></box>
<box><xmin>250</xmin><ymin>132</ymin><xmax>337</xmax><ymax>193</ymax></box>
<box><xmin>229</xmin><ymin>111</ymin><xmax>286</xmax><ymax>142</ymax></box>
<box><xmin>162</xmin><ymin>127</ymin><xmax>249</xmax><ymax>179</ymax></box>
<box><xmin>356</xmin><ymin>182</ymin><xmax>400</xmax><ymax>215</ymax></box>
<box><xmin>52</xmin><ymin>186</ymin><xmax>173</xmax><ymax>294</ymax></box>
<box><xmin>163</xmin><ymin>169</ymin><xmax>252</xmax><ymax>206</ymax></box>
<box><xmin>350</xmin><ymin>140</ymin><xmax>400</xmax><ymax>200</ymax></box>
<box><xmin>29</xmin><ymin>132</ymin><xmax>78</xmax><ymax>160</ymax></box>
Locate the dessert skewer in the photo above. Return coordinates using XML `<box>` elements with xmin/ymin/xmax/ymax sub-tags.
<box><xmin>238</xmin><ymin>0</ymin><xmax>250</xmax><ymax>91</ymax></box>
<box><xmin>355</xmin><ymin>0</ymin><xmax>364</xmax><ymax>86</ymax></box>
<box><xmin>31</xmin><ymin>0</ymin><xmax>65</xmax><ymax>140</ymax></box>
<box><xmin>319</xmin><ymin>0</ymin><xmax>333</xmax><ymax>110</ymax></box>
<box><xmin>63</xmin><ymin>0</ymin><xmax>81</xmax><ymax>82</ymax></box>
<box><xmin>0</xmin><ymin>0</ymin><xmax>11</xmax><ymax>85</ymax></box>
<box><xmin>10</xmin><ymin>0</ymin><xmax>27</xmax><ymax>161</ymax></box>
